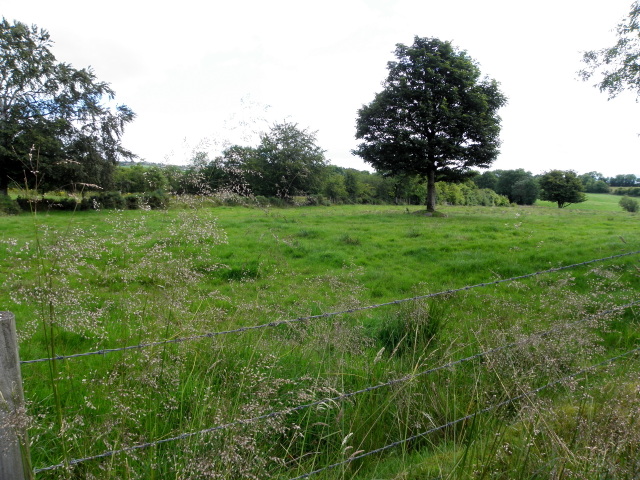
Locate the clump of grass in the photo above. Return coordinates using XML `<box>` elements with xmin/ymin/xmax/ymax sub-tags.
<box><xmin>405</xmin><ymin>227</ymin><xmax>421</xmax><ymax>238</ymax></box>
<box><xmin>295</xmin><ymin>229</ymin><xmax>319</xmax><ymax>238</ymax></box>
<box><xmin>339</xmin><ymin>234</ymin><xmax>361</xmax><ymax>245</ymax></box>
<box><xmin>220</xmin><ymin>262</ymin><xmax>261</xmax><ymax>282</ymax></box>
<box><xmin>376</xmin><ymin>298</ymin><xmax>444</xmax><ymax>359</ymax></box>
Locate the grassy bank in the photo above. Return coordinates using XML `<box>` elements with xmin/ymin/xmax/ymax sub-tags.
<box><xmin>0</xmin><ymin>200</ymin><xmax>638</xmax><ymax>479</ymax></box>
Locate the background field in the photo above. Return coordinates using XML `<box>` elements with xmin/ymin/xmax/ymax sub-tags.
<box><xmin>536</xmin><ymin>192</ymin><xmax>626</xmax><ymax>211</ymax></box>
<box><xmin>0</xmin><ymin>197</ymin><xmax>638</xmax><ymax>479</ymax></box>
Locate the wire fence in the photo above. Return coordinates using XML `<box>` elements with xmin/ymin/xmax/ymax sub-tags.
<box><xmin>12</xmin><ymin>249</ymin><xmax>639</xmax><ymax>475</ymax></box>
<box><xmin>289</xmin><ymin>346</ymin><xmax>640</xmax><ymax>480</ymax></box>
<box><xmin>32</xmin><ymin>299</ymin><xmax>640</xmax><ymax>474</ymax></box>
<box><xmin>20</xmin><ymin>249</ymin><xmax>640</xmax><ymax>365</ymax></box>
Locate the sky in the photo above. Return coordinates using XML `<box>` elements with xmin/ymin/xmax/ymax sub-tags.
<box><xmin>3</xmin><ymin>0</ymin><xmax>640</xmax><ymax>177</ymax></box>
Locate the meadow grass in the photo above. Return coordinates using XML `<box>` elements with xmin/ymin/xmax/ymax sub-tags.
<box><xmin>0</xmin><ymin>198</ymin><xmax>638</xmax><ymax>479</ymax></box>
<box><xmin>536</xmin><ymin>192</ymin><xmax>625</xmax><ymax>211</ymax></box>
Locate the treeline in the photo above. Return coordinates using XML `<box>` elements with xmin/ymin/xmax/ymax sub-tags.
<box><xmin>108</xmin><ymin>122</ymin><xmax>512</xmax><ymax>208</ymax></box>
<box><xmin>112</xmin><ymin>163</ymin><xmax>510</xmax><ymax>208</ymax></box>
<box><xmin>2</xmin><ymin>120</ymin><xmax>636</xmax><ymax>212</ymax></box>
<box><xmin>473</xmin><ymin>169</ymin><xmax>639</xmax><ymax>204</ymax></box>
<box><xmin>109</xmin><ymin>124</ymin><xmax>637</xmax><ymax>209</ymax></box>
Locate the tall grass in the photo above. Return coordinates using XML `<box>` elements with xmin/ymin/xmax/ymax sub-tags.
<box><xmin>0</xmin><ymin>199</ymin><xmax>638</xmax><ymax>479</ymax></box>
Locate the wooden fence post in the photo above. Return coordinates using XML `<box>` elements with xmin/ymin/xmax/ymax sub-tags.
<box><xmin>0</xmin><ymin>311</ymin><xmax>32</xmax><ymax>480</ymax></box>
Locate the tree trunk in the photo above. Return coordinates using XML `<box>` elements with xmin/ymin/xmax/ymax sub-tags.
<box><xmin>425</xmin><ymin>168</ymin><xmax>436</xmax><ymax>212</ymax></box>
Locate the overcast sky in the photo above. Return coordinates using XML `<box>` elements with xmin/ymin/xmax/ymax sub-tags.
<box><xmin>3</xmin><ymin>0</ymin><xmax>639</xmax><ymax>177</ymax></box>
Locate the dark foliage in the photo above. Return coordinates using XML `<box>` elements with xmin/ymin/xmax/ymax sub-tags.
<box><xmin>0</xmin><ymin>18</ymin><xmax>135</xmax><ymax>195</ymax></box>
<box><xmin>354</xmin><ymin>36</ymin><xmax>507</xmax><ymax>211</ymax></box>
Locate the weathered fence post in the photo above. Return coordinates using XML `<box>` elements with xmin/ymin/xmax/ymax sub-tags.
<box><xmin>0</xmin><ymin>311</ymin><xmax>32</xmax><ymax>480</ymax></box>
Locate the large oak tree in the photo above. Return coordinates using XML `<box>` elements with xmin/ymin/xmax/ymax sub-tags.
<box><xmin>354</xmin><ymin>36</ymin><xmax>507</xmax><ymax>212</ymax></box>
<box><xmin>0</xmin><ymin>18</ymin><xmax>135</xmax><ymax>195</ymax></box>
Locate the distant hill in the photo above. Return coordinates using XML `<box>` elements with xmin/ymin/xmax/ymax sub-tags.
<box><xmin>118</xmin><ymin>161</ymin><xmax>186</xmax><ymax>170</ymax></box>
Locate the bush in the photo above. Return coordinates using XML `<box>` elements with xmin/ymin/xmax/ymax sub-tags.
<box><xmin>616</xmin><ymin>187</ymin><xmax>640</xmax><ymax>197</ymax></box>
<box><xmin>0</xmin><ymin>194</ymin><xmax>20</xmax><ymax>214</ymax></box>
<box><xmin>253</xmin><ymin>195</ymin><xmax>270</xmax><ymax>207</ymax></box>
<box><xmin>476</xmin><ymin>188</ymin><xmax>510</xmax><ymax>207</ymax></box>
<box><xmin>141</xmin><ymin>190</ymin><xmax>169</xmax><ymax>209</ymax></box>
<box><xmin>125</xmin><ymin>194</ymin><xmax>141</xmax><ymax>210</ymax></box>
<box><xmin>435</xmin><ymin>182</ymin><xmax>510</xmax><ymax>207</ymax></box>
<box><xmin>263</xmin><ymin>196</ymin><xmax>287</xmax><ymax>208</ymax></box>
<box><xmin>304</xmin><ymin>194</ymin><xmax>330</xmax><ymax>206</ymax></box>
<box><xmin>81</xmin><ymin>191</ymin><xmax>125</xmax><ymax>210</ymax></box>
<box><xmin>78</xmin><ymin>190</ymin><xmax>168</xmax><ymax>210</ymax></box>
<box><xmin>620</xmin><ymin>196</ymin><xmax>639</xmax><ymax>212</ymax></box>
<box><xmin>16</xmin><ymin>196</ymin><xmax>78</xmax><ymax>211</ymax></box>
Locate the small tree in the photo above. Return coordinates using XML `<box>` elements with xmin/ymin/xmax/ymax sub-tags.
<box><xmin>322</xmin><ymin>171</ymin><xmax>348</xmax><ymax>202</ymax></box>
<box><xmin>247</xmin><ymin>122</ymin><xmax>327</xmax><ymax>198</ymax></box>
<box><xmin>539</xmin><ymin>170</ymin><xmax>586</xmax><ymax>208</ymax></box>
<box><xmin>511</xmin><ymin>177</ymin><xmax>540</xmax><ymax>205</ymax></box>
<box><xmin>354</xmin><ymin>36</ymin><xmax>507</xmax><ymax>212</ymax></box>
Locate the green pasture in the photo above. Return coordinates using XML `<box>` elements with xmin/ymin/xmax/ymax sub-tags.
<box><xmin>0</xmin><ymin>200</ymin><xmax>638</xmax><ymax>479</ymax></box>
<box><xmin>535</xmin><ymin>192</ymin><xmax>626</xmax><ymax>211</ymax></box>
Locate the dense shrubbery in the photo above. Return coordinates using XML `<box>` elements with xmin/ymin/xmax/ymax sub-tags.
<box><xmin>615</xmin><ymin>187</ymin><xmax>640</xmax><ymax>197</ymax></box>
<box><xmin>10</xmin><ymin>183</ymin><xmax>509</xmax><ymax>213</ymax></box>
<box><xmin>81</xmin><ymin>191</ymin><xmax>169</xmax><ymax>210</ymax></box>
<box><xmin>436</xmin><ymin>182</ymin><xmax>510</xmax><ymax>207</ymax></box>
<box><xmin>16</xmin><ymin>196</ymin><xmax>78</xmax><ymax>211</ymax></box>
<box><xmin>0</xmin><ymin>194</ymin><xmax>20</xmax><ymax>214</ymax></box>
<box><xmin>81</xmin><ymin>191</ymin><xmax>126</xmax><ymax>210</ymax></box>
<box><xmin>620</xmin><ymin>196</ymin><xmax>639</xmax><ymax>212</ymax></box>
<box><xmin>13</xmin><ymin>190</ymin><xmax>170</xmax><ymax>212</ymax></box>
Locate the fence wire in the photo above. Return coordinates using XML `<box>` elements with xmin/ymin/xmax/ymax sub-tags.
<box><xmin>32</xmin><ymin>300</ymin><xmax>639</xmax><ymax>474</ymax></box>
<box><xmin>21</xmin><ymin>249</ymin><xmax>640</xmax><ymax>365</ymax></box>
<box><xmin>290</xmin><ymin>346</ymin><xmax>640</xmax><ymax>479</ymax></box>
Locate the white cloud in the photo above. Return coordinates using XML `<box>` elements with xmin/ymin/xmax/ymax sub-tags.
<box><xmin>2</xmin><ymin>0</ymin><xmax>638</xmax><ymax>175</ymax></box>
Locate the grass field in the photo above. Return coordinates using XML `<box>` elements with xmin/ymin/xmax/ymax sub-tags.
<box><xmin>0</xmin><ymin>196</ymin><xmax>639</xmax><ymax>479</ymax></box>
<box><xmin>536</xmin><ymin>192</ymin><xmax>626</xmax><ymax>211</ymax></box>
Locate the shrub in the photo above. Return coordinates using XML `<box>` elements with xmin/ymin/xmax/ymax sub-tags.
<box><xmin>434</xmin><ymin>182</ymin><xmax>510</xmax><ymax>207</ymax></box>
<box><xmin>620</xmin><ymin>196</ymin><xmax>639</xmax><ymax>212</ymax></box>
<box><xmin>615</xmin><ymin>187</ymin><xmax>640</xmax><ymax>197</ymax></box>
<box><xmin>265</xmin><ymin>196</ymin><xmax>287</xmax><ymax>208</ymax></box>
<box><xmin>222</xmin><ymin>195</ymin><xmax>244</xmax><ymax>206</ymax></box>
<box><xmin>81</xmin><ymin>191</ymin><xmax>125</xmax><ymax>210</ymax></box>
<box><xmin>304</xmin><ymin>194</ymin><xmax>330</xmax><ymax>206</ymax></box>
<box><xmin>16</xmin><ymin>196</ymin><xmax>78</xmax><ymax>211</ymax></box>
<box><xmin>476</xmin><ymin>188</ymin><xmax>510</xmax><ymax>207</ymax></box>
<box><xmin>0</xmin><ymin>194</ymin><xmax>20</xmax><ymax>214</ymax></box>
<box><xmin>253</xmin><ymin>195</ymin><xmax>270</xmax><ymax>207</ymax></box>
<box><xmin>124</xmin><ymin>194</ymin><xmax>141</xmax><ymax>209</ymax></box>
<box><xmin>141</xmin><ymin>190</ymin><xmax>169</xmax><ymax>209</ymax></box>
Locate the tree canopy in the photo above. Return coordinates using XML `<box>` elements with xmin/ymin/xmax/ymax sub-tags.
<box><xmin>353</xmin><ymin>36</ymin><xmax>507</xmax><ymax>212</ymax></box>
<box><xmin>580</xmin><ymin>1</ymin><xmax>640</xmax><ymax>99</ymax></box>
<box><xmin>0</xmin><ymin>18</ymin><xmax>135</xmax><ymax>195</ymax></box>
<box><xmin>210</xmin><ymin>122</ymin><xmax>327</xmax><ymax>198</ymax></box>
<box><xmin>493</xmin><ymin>169</ymin><xmax>539</xmax><ymax>205</ymax></box>
<box><xmin>539</xmin><ymin>170</ymin><xmax>586</xmax><ymax>208</ymax></box>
